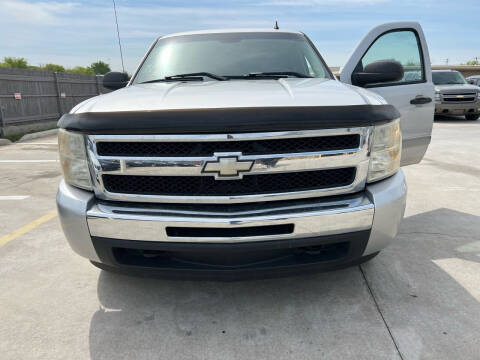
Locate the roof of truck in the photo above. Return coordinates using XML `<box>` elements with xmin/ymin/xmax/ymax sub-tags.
<box><xmin>160</xmin><ymin>28</ymin><xmax>303</xmax><ymax>39</ymax></box>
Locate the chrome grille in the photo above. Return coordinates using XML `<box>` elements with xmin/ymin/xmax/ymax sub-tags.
<box><xmin>87</xmin><ymin>128</ymin><xmax>372</xmax><ymax>204</ymax></box>
<box><xmin>96</xmin><ymin>134</ymin><xmax>360</xmax><ymax>157</ymax></box>
<box><xmin>442</xmin><ymin>93</ymin><xmax>477</xmax><ymax>103</ymax></box>
<box><xmin>102</xmin><ymin>168</ymin><xmax>356</xmax><ymax>196</ymax></box>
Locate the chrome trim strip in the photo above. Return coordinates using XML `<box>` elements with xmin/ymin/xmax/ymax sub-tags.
<box><xmin>93</xmin><ymin>149</ymin><xmax>367</xmax><ymax>177</ymax></box>
<box><xmin>87</xmin><ymin>194</ymin><xmax>374</xmax><ymax>243</ymax></box>
<box><xmin>86</xmin><ymin>127</ymin><xmax>372</xmax><ymax>204</ymax></box>
<box><xmin>88</xmin><ymin>128</ymin><xmax>365</xmax><ymax>142</ymax></box>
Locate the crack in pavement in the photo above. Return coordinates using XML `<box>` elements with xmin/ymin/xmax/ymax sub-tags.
<box><xmin>359</xmin><ymin>264</ymin><xmax>405</xmax><ymax>360</ymax></box>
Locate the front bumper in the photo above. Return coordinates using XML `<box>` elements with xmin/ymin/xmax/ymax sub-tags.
<box><xmin>56</xmin><ymin>171</ymin><xmax>407</xmax><ymax>278</ymax></box>
<box><xmin>435</xmin><ymin>100</ymin><xmax>480</xmax><ymax>115</ymax></box>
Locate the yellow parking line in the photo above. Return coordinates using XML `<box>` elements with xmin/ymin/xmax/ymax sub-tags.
<box><xmin>0</xmin><ymin>210</ymin><xmax>58</xmax><ymax>248</ymax></box>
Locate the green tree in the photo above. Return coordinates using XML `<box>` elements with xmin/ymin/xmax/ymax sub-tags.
<box><xmin>42</xmin><ymin>63</ymin><xmax>66</xmax><ymax>72</ymax></box>
<box><xmin>405</xmin><ymin>60</ymin><xmax>420</xmax><ymax>67</ymax></box>
<box><xmin>90</xmin><ymin>61</ymin><xmax>111</xmax><ymax>75</ymax></box>
<box><xmin>0</xmin><ymin>57</ymin><xmax>29</xmax><ymax>68</ymax></box>
<box><xmin>465</xmin><ymin>59</ymin><xmax>479</xmax><ymax>65</ymax></box>
<box><xmin>67</xmin><ymin>66</ymin><xmax>94</xmax><ymax>75</ymax></box>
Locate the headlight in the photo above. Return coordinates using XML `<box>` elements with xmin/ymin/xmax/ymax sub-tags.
<box><xmin>367</xmin><ymin>119</ymin><xmax>402</xmax><ymax>183</ymax></box>
<box><xmin>58</xmin><ymin>129</ymin><xmax>93</xmax><ymax>190</ymax></box>
<box><xmin>435</xmin><ymin>91</ymin><xmax>441</xmax><ymax>101</ymax></box>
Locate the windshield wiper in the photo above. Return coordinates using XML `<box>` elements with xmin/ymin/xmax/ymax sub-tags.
<box><xmin>140</xmin><ymin>72</ymin><xmax>227</xmax><ymax>84</ymax></box>
<box><xmin>239</xmin><ymin>71</ymin><xmax>313</xmax><ymax>79</ymax></box>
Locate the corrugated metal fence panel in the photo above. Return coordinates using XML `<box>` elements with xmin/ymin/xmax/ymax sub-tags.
<box><xmin>0</xmin><ymin>68</ymin><xmax>111</xmax><ymax>135</ymax></box>
<box><xmin>57</xmin><ymin>72</ymin><xmax>101</xmax><ymax>115</ymax></box>
<box><xmin>0</xmin><ymin>68</ymin><xmax>58</xmax><ymax>126</ymax></box>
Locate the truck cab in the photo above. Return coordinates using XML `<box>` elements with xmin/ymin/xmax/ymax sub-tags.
<box><xmin>56</xmin><ymin>22</ymin><xmax>434</xmax><ymax>279</ymax></box>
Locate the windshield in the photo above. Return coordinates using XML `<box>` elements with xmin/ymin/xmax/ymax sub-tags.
<box><xmin>133</xmin><ymin>32</ymin><xmax>331</xmax><ymax>83</ymax></box>
<box><xmin>433</xmin><ymin>71</ymin><xmax>467</xmax><ymax>85</ymax></box>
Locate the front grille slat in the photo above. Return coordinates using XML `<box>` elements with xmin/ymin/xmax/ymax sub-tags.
<box><xmin>96</xmin><ymin>134</ymin><xmax>360</xmax><ymax>157</ymax></box>
<box><xmin>102</xmin><ymin>168</ymin><xmax>356</xmax><ymax>197</ymax></box>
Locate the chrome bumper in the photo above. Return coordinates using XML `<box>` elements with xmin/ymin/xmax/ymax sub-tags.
<box><xmin>435</xmin><ymin>100</ymin><xmax>480</xmax><ymax>114</ymax></box>
<box><xmin>87</xmin><ymin>195</ymin><xmax>374</xmax><ymax>243</ymax></box>
<box><xmin>56</xmin><ymin>170</ymin><xmax>407</xmax><ymax>262</ymax></box>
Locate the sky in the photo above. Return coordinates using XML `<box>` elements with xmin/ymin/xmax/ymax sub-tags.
<box><xmin>0</xmin><ymin>0</ymin><xmax>479</xmax><ymax>73</ymax></box>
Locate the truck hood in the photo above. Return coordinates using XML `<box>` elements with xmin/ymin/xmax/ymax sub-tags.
<box><xmin>72</xmin><ymin>78</ymin><xmax>386</xmax><ymax>114</ymax></box>
<box><xmin>435</xmin><ymin>83</ymin><xmax>480</xmax><ymax>93</ymax></box>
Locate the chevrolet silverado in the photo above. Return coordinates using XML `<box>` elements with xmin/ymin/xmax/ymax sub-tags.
<box><xmin>57</xmin><ymin>22</ymin><xmax>434</xmax><ymax>279</ymax></box>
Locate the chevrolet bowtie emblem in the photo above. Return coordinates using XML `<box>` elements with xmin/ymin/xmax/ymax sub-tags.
<box><xmin>456</xmin><ymin>95</ymin><xmax>464</xmax><ymax>98</ymax></box>
<box><xmin>202</xmin><ymin>154</ymin><xmax>254</xmax><ymax>180</ymax></box>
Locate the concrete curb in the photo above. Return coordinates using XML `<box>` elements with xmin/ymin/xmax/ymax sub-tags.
<box><xmin>18</xmin><ymin>128</ymin><xmax>58</xmax><ymax>142</ymax></box>
<box><xmin>0</xmin><ymin>138</ymin><xmax>12</xmax><ymax>146</ymax></box>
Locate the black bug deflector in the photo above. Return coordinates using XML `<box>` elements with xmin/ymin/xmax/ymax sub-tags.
<box><xmin>58</xmin><ymin>105</ymin><xmax>400</xmax><ymax>134</ymax></box>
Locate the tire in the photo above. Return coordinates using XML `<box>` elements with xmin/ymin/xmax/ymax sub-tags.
<box><xmin>465</xmin><ymin>114</ymin><xmax>479</xmax><ymax>121</ymax></box>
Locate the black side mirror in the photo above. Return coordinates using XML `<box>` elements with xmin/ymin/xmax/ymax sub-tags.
<box><xmin>103</xmin><ymin>72</ymin><xmax>130</xmax><ymax>90</ymax></box>
<box><xmin>352</xmin><ymin>60</ymin><xmax>404</xmax><ymax>87</ymax></box>
<box><xmin>467</xmin><ymin>79</ymin><xmax>475</xmax><ymax>85</ymax></box>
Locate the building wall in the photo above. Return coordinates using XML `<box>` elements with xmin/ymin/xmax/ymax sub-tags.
<box><xmin>431</xmin><ymin>65</ymin><xmax>480</xmax><ymax>78</ymax></box>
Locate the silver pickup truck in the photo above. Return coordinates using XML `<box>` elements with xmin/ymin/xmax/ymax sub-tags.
<box><xmin>56</xmin><ymin>22</ymin><xmax>434</xmax><ymax>279</ymax></box>
<box><xmin>434</xmin><ymin>70</ymin><xmax>480</xmax><ymax>120</ymax></box>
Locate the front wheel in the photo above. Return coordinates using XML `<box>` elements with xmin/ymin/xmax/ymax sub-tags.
<box><xmin>465</xmin><ymin>114</ymin><xmax>479</xmax><ymax>121</ymax></box>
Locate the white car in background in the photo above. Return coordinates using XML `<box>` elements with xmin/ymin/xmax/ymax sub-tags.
<box><xmin>467</xmin><ymin>75</ymin><xmax>480</xmax><ymax>87</ymax></box>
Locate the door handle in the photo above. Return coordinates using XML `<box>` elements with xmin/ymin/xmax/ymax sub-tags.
<box><xmin>410</xmin><ymin>96</ymin><xmax>432</xmax><ymax>105</ymax></box>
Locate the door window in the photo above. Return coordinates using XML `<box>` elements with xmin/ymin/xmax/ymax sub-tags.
<box><xmin>358</xmin><ymin>30</ymin><xmax>425</xmax><ymax>86</ymax></box>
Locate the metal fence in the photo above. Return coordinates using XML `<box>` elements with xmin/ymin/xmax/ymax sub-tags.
<box><xmin>0</xmin><ymin>68</ymin><xmax>111</xmax><ymax>137</ymax></box>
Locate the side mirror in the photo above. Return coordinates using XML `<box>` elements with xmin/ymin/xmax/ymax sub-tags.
<box><xmin>103</xmin><ymin>72</ymin><xmax>130</xmax><ymax>90</ymax></box>
<box><xmin>352</xmin><ymin>60</ymin><xmax>404</xmax><ymax>87</ymax></box>
<box><xmin>467</xmin><ymin>79</ymin><xmax>475</xmax><ymax>85</ymax></box>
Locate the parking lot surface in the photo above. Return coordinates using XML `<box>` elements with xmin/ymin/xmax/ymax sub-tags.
<box><xmin>0</xmin><ymin>118</ymin><xmax>479</xmax><ymax>360</ymax></box>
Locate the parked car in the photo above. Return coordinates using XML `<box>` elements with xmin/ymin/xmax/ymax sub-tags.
<box><xmin>433</xmin><ymin>70</ymin><xmax>480</xmax><ymax>120</ymax></box>
<box><xmin>57</xmin><ymin>22</ymin><xmax>434</xmax><ymax>279</ymax></box>
<box><xmin>466</xmin><ymin>75</ymin><xmax>480</xmax><ymax>87</ymax></box>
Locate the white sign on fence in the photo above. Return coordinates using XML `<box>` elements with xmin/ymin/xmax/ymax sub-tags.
<box><xmin>60</xmin><ymin>92</ymin><xmax>66</xmax><ymax>98</ymax></box>
<box><xmin>14</xmin><ymin>93</ymin><xmax>21</xmax><ymax>100</ymax></box>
